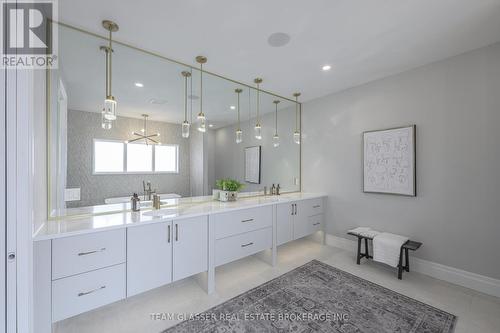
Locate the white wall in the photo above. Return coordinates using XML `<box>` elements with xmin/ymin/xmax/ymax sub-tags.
<box><xmin>303</xmin><ymin>42</ymin><xmax>500</xmax><ymax>280</ymax></box>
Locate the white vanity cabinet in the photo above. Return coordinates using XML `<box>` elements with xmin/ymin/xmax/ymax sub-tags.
<box><xmin>34</xmin><ymin>193</ymin><xmax>327</xmax><ymax>328</ymax></box>
<box><xmin>277</xmin><ymin>197</ymin><xmax>325</xmax><ymax>244</ymax></box>
<box><xmin>50</xmin><ymin>229</ymin><xmax>127</xmax><ymax>322</ymax></box>
<box><xmin>172</xmin><ymin>216</ymin><xmax>208</xmax><ymax>281</ymax></box>
<box><xmin>126</xmin><ymin>222</ymin><xmax>172</xmax><ymax>297</ymax></box>
<box><xmin>277</xmin><ymin>203</ymin><xmax>294</xmax><ymax>245</ymax></box>
<box><xmin>294</xmin><ymin>198</ymin><xmax>324</xmax><ymax>240</ymax></box>
<box><xmin>127</xmin><ymin>216</ymin><xmax>208</xmax><ymax>296</ymax></box>
<box><xmin>213</xmin><ymin>206</ymin><xmax>273</xmax><ymax>267</ymax></box>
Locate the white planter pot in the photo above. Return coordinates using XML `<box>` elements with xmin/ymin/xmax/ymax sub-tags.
<box><xmin>219</xmin><ymin>191</ymin><xmax>238</xmax><ymax>202</ymax></box>
<box><xmin>212</xmin><ymin>189</ymin><xmax>221</xmax><ymax>200</ymax></box>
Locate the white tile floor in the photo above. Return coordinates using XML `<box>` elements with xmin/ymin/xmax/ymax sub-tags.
<box><xmin>54</xmin><ymin>239</ymin><xmax>500</xmax><ymax>333</ymax></box>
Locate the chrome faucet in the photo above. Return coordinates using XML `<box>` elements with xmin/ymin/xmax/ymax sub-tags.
<box><xmin>143</xmin><ymin>181</ymin><xmax>156</xmax><ymax>201</ymax></box>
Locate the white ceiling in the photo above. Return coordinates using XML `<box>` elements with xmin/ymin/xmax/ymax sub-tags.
<box><xmin>59</xmin><ymin>0</ymin><xmax>500</xmax><ymax>102</ymax></box>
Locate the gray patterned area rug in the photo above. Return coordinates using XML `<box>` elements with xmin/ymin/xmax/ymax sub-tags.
<box><xmin>162</xmin><ymin>260</ymin><xmax>456</xmax><ymax>333</ymax></box>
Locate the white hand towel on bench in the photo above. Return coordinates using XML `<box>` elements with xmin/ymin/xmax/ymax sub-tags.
<box><xmin>359</xmin><ymin>230</ymin><xmax>380</xmax><ymax>238</ymax></box>
<box><xmin>373</xmin><ymin>233</ymin><xmax>409</xmax><ymax>268</ymax></box>
<box><xmin>348</xmin><ymin>227</ymin><xmax>371</xmax><ymax>235</ymax></box>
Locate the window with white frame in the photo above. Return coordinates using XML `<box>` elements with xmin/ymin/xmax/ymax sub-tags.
<box><xmin>93</xmin><ymin>139</ymin><xmax>179</xmax><ymax>174</ymax></box>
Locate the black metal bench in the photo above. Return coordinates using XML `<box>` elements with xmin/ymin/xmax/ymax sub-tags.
<box><xmin>347</xmin><ymin>232</ymin><xmax>422</xmax><ymax>279</ymax></box>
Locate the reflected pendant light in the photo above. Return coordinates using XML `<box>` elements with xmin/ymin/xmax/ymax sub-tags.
<box><xmin>126</xmin><ymin>114</ymin><xmax>160</xmax><ymax>145</ymax></box>
<box><xmin>273</xmin><ymin>100</ymin><xmax>280</xmax><ymax>147</ymax></box>
<box><xmin>254</xmin><ymin>78</ymin><xmax>263</xmax><ymax>140</ymax></box>
<box><xmin>293</xmin><ymin>92</ymin><xmax>301</xmax><ymax>144</ymax></box>
<box><xmin>100</xmin><ymin>20</ymin><xmax>119</xmax><ymax>122</ymax></box>
<box><xmin>196</xmin><ymin>56</ymin><xmax>207</xmax><ymax>133</ymax></box>
<box><xmin>181</xmin><ymin>71</ymin><xmax>191</xmax><ymax>138</ymax></box>
<box><xmin>101</xmin><ymin>108</ymin><xmax>112</xmax><ymax>129</ymax></box>
<box><xmin>235</xmin><ymin>88</ymin><xmax>243</xmax><ymax>143</ymax></box>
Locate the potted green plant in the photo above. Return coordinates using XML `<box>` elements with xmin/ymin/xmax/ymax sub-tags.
<box><xmin>217</xmin><ymin>179</ymin><xmax>245</xmax><ymax>202</ymax></box>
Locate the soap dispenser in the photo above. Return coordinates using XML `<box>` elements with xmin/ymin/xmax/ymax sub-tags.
<box><xmin>131</xmin><ymin>193</ymin><xmax>141</xmax><ymax>212</ymax></box>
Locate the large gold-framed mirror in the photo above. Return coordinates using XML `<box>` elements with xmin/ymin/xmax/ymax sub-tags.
<box><xmin>47</xmin><ymin>22</ymin><xmax>301</xmax><ymax>219</ymax></box>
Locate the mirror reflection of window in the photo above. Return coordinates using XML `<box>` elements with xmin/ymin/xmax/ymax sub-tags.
<box><xmin>155</xmin><ymin>145</ymin><xmax>178</xmax><ymax>173</ymax></box>
<box><xmin>93</xmin><ymin>140</ymin><xmax>124</xmax><ymax>173</ymax></box>
<box><xmin>127</xmin><ymin>143</ymin><xmax>153</xmax><ymax>173</ymax></box>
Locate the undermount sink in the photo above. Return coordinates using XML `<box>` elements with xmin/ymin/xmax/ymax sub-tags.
<box><xmin>142</xmin><ymin>208</ymin><xmax>177</xmax><ymax>217</ymax></box>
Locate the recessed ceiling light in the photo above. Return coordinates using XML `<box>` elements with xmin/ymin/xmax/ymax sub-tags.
<box><xmin>267</xmin><ymin>32</ymin><xmax>291</xmax><ymax>47</ymax></box>
<box><xmin>230</xmin><ymin>105</ymin><xmax>236</xmax><ymax>110</ymax></box>
<box><xmin>322</xmin><ymin>65</ymin><xmax>332</xmax><ymax>71</ymax></box>
<box><xmin>134</xmin><ymin>82</ymin><xmax>144</xmax><ymax>87</ymax></box>
<box><xmin>209</xmin><ymin>124</ymin><xmax>214</xmax><ymax>128</ymax></box>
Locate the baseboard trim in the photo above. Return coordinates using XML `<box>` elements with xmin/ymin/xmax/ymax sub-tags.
<box><xmin>325</xmin><ymin>234</ymin><xmax>500</xmax><ymax>298</ymax></box>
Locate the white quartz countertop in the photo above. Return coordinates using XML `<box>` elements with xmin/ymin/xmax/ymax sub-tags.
<box><xmin>34</xmin><ymin>192</ymin><xmax>327</xmax><ymax>241</ymax></box>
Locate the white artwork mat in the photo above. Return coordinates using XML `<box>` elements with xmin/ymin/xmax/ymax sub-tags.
<box><xmin>363</xmin><ymin>125</ymin><xmax>416</xmax><ymax>196</ymax></box>
<box><xmin>245</xmin><ymin>146</ymin><xmax>261</xmax><ymax>184</ymax></box>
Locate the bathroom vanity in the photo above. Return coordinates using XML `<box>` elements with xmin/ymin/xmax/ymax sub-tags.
<box><xmin>33</xmin><ymin>193</ymin><xmax>326</xmax><ymax>324</ymax></box>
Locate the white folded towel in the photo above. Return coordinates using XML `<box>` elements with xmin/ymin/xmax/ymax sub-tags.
<box><xmin>373</xmin><ymin>232</ymin><xmax>409</xmax><ymax>268</ymax></box>
<box><xmin>359</xmin><ymin>230</ymin><xmax>380</xmax><ymax>238</ymax></box>
<box><xmin>348</xmin><ymin>227</ymin><xmax>371</xmax><ymax>235</ymax></box>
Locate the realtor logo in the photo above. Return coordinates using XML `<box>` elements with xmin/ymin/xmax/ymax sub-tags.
<box><xmin>1</xmin><ymin>0</ymin><xmax>58</xmax><ymax>68</ymax></box>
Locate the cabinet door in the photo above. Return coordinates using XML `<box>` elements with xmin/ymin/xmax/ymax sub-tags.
<box><xmin>293</xmin><ymin>200</ymin><xmax>311</xmax><ymax>240</ymax></box>
<box><xmin>277</xmin><ymin>203</ymin><xmax>294</xmax><ymax>245</ymax></box>
<box><xmin>173</xmin><ymin>216</ymin><xmax>208</xmax><ymax>282</ymax></box>
<box><xmin>127</xmin><ymin>222</ymin><xmax>172</xmax><ymax>297</ymax></box>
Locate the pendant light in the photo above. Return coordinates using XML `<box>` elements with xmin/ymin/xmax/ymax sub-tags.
<box><xmin>181</xmin><ymin>71</ymin><xmax>191</xmax><ymax>138</ymax></box>
<box><xmin>101</xmin><ymin>108</ymin><xmax>112</xmax><ymax>129</ymax></box>
<box><xmin>100</xmin><ymin>20</ymin><xmax>119</xmax><ymax>121</ymax></box>
<box><xmin>254</xmin><ymin>78</ymin><xmax>263</xmax><ymax>140</ymax></box>
<box><xmin>235</xmin><ymin>88</ymin><xmax>243</xmax><ymax>143</ymax></box>
<box><xmin>196</xmin><ymin>56</ymin><xmax>207</xmax><ymax>133</ymax></box>
<box><xmin>126</xmin><ymin>114</ymin><xmax>160</xmax><ymax>145</ymax></box>
<box><xmin>273</xmin><ymin>100</ymin><xmax>280</xmax><ymax>147</ymax></box>
<box><xmin>293</xmin><ymin>92</ymin><xmax>301</xmax><ymax>144</ymax></box>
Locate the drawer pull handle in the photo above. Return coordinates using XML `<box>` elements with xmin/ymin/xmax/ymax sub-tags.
<box><xmin>78</xmin><ymin>285</ymin><xmax>106</xmax><ymax>297</ymax></box>
<box><xmin>168</xmin><ymin>225</ymin><xmax>171</xmax><ymax>243</ymax></box>
<box><xmin>241</xmin><ymin>242</ymin><xmax>254</xmax><ymax>248</ymax></box>
<box><xmin>313</xmin><ymin>205</ymin><xmax>321</xmax><ymax>208</ymax></box>
<box><xmin>77</xmin><ymin>248</ymin><xmax>106</xmax><ymax>256</ymax></box>
<box><xmin>241</xmin><ymin>219</ymin><xmax>254</xmax><ymax>223</ymax></box>
<box><xmin>313</xmin><ymin>222</ymin><xmax>321</xmax><ymax>226</ymax></box>
<box><xmin>175</xmin><ymin>224</ymin><xmax>179</xmax><ymax>241</ymax></box>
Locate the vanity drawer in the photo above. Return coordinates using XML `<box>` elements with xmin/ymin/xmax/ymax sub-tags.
<box><xmin>214</xmin><ymin>206</ymin><xmax>272</xmax><ymax>239</ymax></box>
<box><xmin>294</xmin><ymin>213</ymin><xmax>324</xmax><ymax>240</ymax></box>
<box><xmin>52</xmin><ymin>229</ymin><xmax>126</xmax><ymax>280</ymax></box>
<box><xmin>308</xmin><ymin>214</ymin><xmax>324</xmax><ymax>234</ymax></box>
<box><xmin>302</xmin><ymin>198</ymin><xmax>324</xmax><ymax>217</ymax></box>
<box><xmin>215</xmin><ymin>227</ymin><xmax>272</xmax><ymax>266</ymax></box>
<box><xmin>52</xmin><ymin>263</ymin><xmax>125</xmax><ymax>322</ymax></box>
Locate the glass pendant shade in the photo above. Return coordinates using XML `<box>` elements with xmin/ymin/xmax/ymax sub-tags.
<box><xmin>254</xmin><ymin>124</ymin><xmax>262</xmax><ymax>140</ymax></box>
<box><xmin>293</xmin><ymin>92</ymin><xmax>301</xmax><ymax>145</ymax></box>
<box><xmin>101</xmin><ymin>110</ymin><xmax>112</xmax><ymax>129</ymax></box>
<box><xmin>103</xmin><ymin>96</ymin><xmax>117</xmax><ymax>120</ymax></box>
<box><xmin>197</xmin><ymin>102</ymin><xmax>206</xmax><ymax>132</ymax></box>
<box><xmin>273</xmin><ymin>134</ymin><xmax>280</xmax><ymax>147</ymax></box>
<box><xmin>236</xmin><ymin>129</ymin><xmax>243</xmax><ymax>144</ymax></box>
<box><xmin>182</xmin><ymin>121</ymin><xmax>190</xmax><ymax>138</ymax></box>
<box><xmin>293</xmin><ymin>130</ymin><xmax>301</xmax><ymax>144</ymax></box>
<box><xmin>181</xmin><ymin>71</ymin><xmax>192</xmax><ymax>139</ymax></box>
<box><xmin>198</xmin><ymin>117</ymin><xmax>206</xmax><ymax>132</ymax></box>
